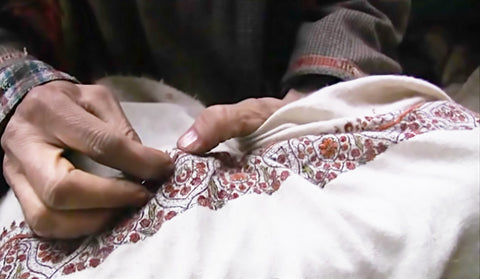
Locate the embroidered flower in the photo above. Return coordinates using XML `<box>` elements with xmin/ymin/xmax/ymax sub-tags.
<box><xmin>230</xmin><ymin>172</ymin><xmax>248</xmax><ymax>182</ymax></box>
<box><xmin>319</xmin><ymin>137</ymin><xmax>338</xmax><ymax>159</ymax></box>
<box><xmin>140</xmin><ymin>219</ymin><xmax>151</xmax><ymax>228</ymax></box>
<box><xmin>350</xmin><ymin>148</ymin><xmax>361</xmax><ymax>158</ymax></box>
<box><xmin>1</xmin><ymin>101</ymin><xmax>477</xmax><ymax>279</ymax></box>
<box><xmin>129</xmin><ymin>233</ymin><xmax>140</xmax><ymax>243</ymax></box>
<box><xmin>76</xmin><ymin>262</ymin><xmax>86</xmax><ymax>271</ymax></box>
<box><xmin>89</xmin><ymin>258</ymin><xmax>100</xmax><ymax>268</ymax></box>
<box><xmin>62</xmin><ymin>263</ymin><xmax>76</xmax><ymax>275</ymax></box>
<box><xmin>280</xmin><ymin>171</ymin><xmax>290</xmax><ymax>181</ymax></box>
<box><xmin>165</xmin><ymin>211</ymin><xmax>177</xmax><ymax>220</ymax></box>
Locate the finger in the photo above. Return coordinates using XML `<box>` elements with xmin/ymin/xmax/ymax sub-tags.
<box><xmin>3</xmin><ymin>156</ymin><xmax>113</xmax><ymax>239</ymax></box>
<box><xmin>10</xmin><ymin>143</ymin><xmax>152</xmax><ymax>210</ymax></box>
<box><xmin>29</xmin><ymin>81</ymin><xmax>141</xmax><ymax>142</ymax></box>
<box><xmin>177</xmin><ymin>98</ymin><xmax>284</xmax><ymax>153</ymax></box>
<box><xmin>45</xmin><ymin>168</ymin><xmax>153</xmax><ymax>209</ymax></box>
<box><xmin>44</xmin><ymin>100</ymin><xmax>173</xmax><ymax>179</ymax></box>
<box><xmin>282</xmin><ymin>89</ymin><xmax>305</xmax><ymax>103</ymax></box>
<box><xmin>75</xmin><ymin>84</ymin><xmax>142</xmax><ymax>142</ymax></box>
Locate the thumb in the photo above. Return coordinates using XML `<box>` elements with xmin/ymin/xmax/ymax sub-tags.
<box><xmin>177</xmin><ymin>98</ymin><xmax>284</xmax><ymax>154</ymax></box>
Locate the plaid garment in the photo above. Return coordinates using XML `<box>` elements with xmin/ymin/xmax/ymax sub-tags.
<box><xmin>0</xmin><ymin>50</ymin><xmax>77</xmax><ymax>123</ymax></box>
<box><xmin>0</xmin><ymin>0</ymin><xmax>75</xmax><ymax>123</ymax></box>
<box><xmin>2</xmin><ymin>0</ymin><xmax>411</xmax><ymax>105</ymax></box>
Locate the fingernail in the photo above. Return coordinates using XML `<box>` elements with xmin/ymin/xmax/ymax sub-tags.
<box><xmin>178</xmin><ymin>128</ymin><xmax>198</xmax><ymax>150</ymax></box>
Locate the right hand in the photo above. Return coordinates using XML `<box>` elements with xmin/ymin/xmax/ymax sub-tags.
<box><xmin>1</xmin><ymin>80</ymin><xmax>173</xmax><ymax>239</ymax></box>
<box><xmin>177</xmin><ymin>90</ymin><xmax>305</xmax><ymax>153</ymax></box>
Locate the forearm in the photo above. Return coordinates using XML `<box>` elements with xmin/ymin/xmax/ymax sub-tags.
<box><xmin>283</xmin><ymin>0</ymin><xmax>411</xmax><ymax>90</ymax></box>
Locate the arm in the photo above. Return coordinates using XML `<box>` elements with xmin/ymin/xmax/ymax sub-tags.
<box><xmin>0</xmin><ymin>25</ymin><xmax>77</xmax><ymax>196</ymax></box>
<box><xmin>283</xmin><ymin>0</ymin><xmax>411</xmax><ymax>91</ymax></box>
<box><xmin>0</xmin><ymin>7</ymin><xmax>173</xmax><ymax>238</ymax></box>
<box><xmin>180</xmin><ymin>0</ymin><xmax>411</xmax><ymax>156</ymax></box>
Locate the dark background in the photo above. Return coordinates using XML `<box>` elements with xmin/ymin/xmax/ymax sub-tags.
<box><xmin>399</xmin><ymin>0</ymin><xmax>479</xmax><ymax>87</ymax></box>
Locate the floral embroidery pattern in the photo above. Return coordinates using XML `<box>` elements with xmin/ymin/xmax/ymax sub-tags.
<box><xmin>0</xmin><ymin>101</ymin><xmax>478</xmax><ymax>278</ymax></box>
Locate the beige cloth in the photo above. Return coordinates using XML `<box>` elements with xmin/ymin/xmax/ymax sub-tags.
<box><xmin>0</xmin><ymin>75</ymin><xmax>478</xmax><ymax>279</ymax></box>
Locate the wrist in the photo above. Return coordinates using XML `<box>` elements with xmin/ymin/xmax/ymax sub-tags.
<box><xmin>0</xmin><ymin>59</ymin><xmax>78</xmax><ymax>125</ymax></box>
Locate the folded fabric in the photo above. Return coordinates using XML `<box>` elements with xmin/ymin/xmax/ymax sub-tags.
<box><xmin>0</xmin><ymin>75</ymin><xmax>478</xmax><ymax>279</ymax></box>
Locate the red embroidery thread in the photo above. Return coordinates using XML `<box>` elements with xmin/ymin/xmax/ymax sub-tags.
<box><xmin>0</xmin><ymin>101</ymin><xmax>478</xmax><ymax>279</ymax></box>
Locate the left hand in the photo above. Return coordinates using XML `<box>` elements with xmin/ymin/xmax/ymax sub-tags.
<box><xmin>177</xmin><ymin>90</ymin><xmax>304</xmax><ymax>153</ymax></box>
<box><xmin>1</xmin><ymin>81</ymin><xmax>173</xmax><ymax>238</ymax></box>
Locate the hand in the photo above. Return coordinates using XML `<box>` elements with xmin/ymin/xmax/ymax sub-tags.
<box><xmin>1</xmin><ymin>81</ymin><xmax>173</xmax><ymax>239</ymax></box>
<box><xmin>177</xmin><ymin>90</ymin><xmax>304</xmax><ymax>153</ymax></box>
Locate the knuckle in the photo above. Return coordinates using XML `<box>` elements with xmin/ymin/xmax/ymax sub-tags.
<box><xmin>240</xmin><ymin>98</ymin><xmax>276</xmax><ymax>122</ymax></box>
<box><xmin>17</xmin><ymin>89</ymin><xmax>49</xmax><ymax>118</ymax></box>
<box><xmin>1</xmin><ymin>130</ymin><xmax>9</xmax><ymax>151</ymax></box>
<box><xmin>206</xmin><ymin>104</ymin><xmax>228</xmax><ymax>115</ymax></box>
<box><xmin>42</xmin><ymin>175</ymin><xmax>69</xmax><ymax>209</ymax></box>
<box><xmin>0</xmin><ymin>124</ymin><xmax>14</xmax><ymax>152</ymax></box>
<box><xmin>1</xmin><ymin>118</ymin><xmax>27</xmax><ymax>154</ymax></box>
<box><xmin>239</xmin><ymin>97</ymin><xmax>259</xmax><ymax>106</ymax></box>
<box><xmin>201</xmin><ymin>105</ymin><xmax>228</xmax><ymax>123</ymax></box>
<box><xmin>27</xmin><ymin>85</ymin><xmax>52</xmax><ymax>101</ymax></box>
<box><xmin>26</xmin><ymin>85</ymin><xmax>58</xmax><ymax>105</ymax></box>
<box><xmin>78</xmin><ymin>85</ymin><xmax>119</xmax><ymax>113</ymax></box>
<box><xmin>17</xmin><ymin>85</ymin><xmax>71</xmax><ymax>123</ymax></box>
<box><xmin>26</xmin><ymin>206</ymin><xmax>55</xmax><ymax>238</ymax></box>
<box><xmin>85</xmin><ymin>128</ymin><xmax>119</xmax><ymax>159</ymax></box>
<box><xmin>258</xmin><ymin>97</ymin><xmax>284</xmax><ymax>113</ymax></box>
<box><xmin>234</xmin><ymin>98</ymin><xmax>273</xmax><ymax>135</ymax></box>
<box><xmin>2</xmin><ymin>157</ymin><xmax>13</xmax><ymax>184</ymax></box>
<box><xmin>198</xmin><ymin>105</ymin><xmax>225</xmax><ymax>130</ymax></box>
<box><xmin>122</xmin><ymin>125</ymin><xmax>140</xmax><ymax>141</ymax></box>
<box><xmin>91</xmin><ymin>85</ymin><xmax>115</xmax><ymax>102</ymax></box>
<box><xmin>239</xmin><ymin>98</ymin><xmax>268</xmax><ymax>110</ymax></box>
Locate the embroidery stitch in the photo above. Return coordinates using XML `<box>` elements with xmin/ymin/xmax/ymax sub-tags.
<box><xmin>0</xmin><ymin>101</ymin><xmax>478</xmax><ymax>278</ymax></box>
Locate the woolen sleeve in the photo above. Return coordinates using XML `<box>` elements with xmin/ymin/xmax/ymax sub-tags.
<box><xmin>0</xmin><ymin>39</ymin><xmax>77</xmax><ymax>127</ymax></box>
<box><xmin>282</xmin><ymin>0</ymin><xmax>411</xmax><ymax>88</ymax></box>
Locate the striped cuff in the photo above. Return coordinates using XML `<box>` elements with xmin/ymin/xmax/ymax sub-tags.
<box><xmin>283</xmin><ymin>55</ymin><xmax>366</xmax><ymax>83</ymax></box>
<box><xmin>0</xmin><ymin>60</ymin><xmax>78</xmax><ymax>123</ymax></box>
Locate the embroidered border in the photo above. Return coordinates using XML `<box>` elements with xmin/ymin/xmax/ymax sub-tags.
<box><xmin>0</xmin><ymin>101</ymin><xmax>478</xmax><ymax>278</ymax></box>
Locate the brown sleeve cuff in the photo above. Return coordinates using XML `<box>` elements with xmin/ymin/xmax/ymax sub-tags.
<box><xmin>283</xmin><ymin>54</ymin><xmax>366</xmax><ymax>83</ymax></box>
